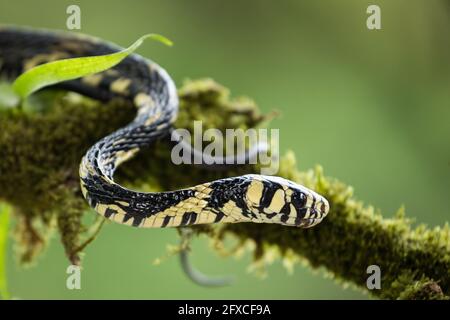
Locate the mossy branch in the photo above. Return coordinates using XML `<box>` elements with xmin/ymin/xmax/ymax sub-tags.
<box><xmin>0</xmin><ymin>79</ymin><xmax>448</xmax><ymax>300</ymax></box>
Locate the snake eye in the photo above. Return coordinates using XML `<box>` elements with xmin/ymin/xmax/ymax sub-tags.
<box><xmin>291</xmin><ymin>191</ymin><xmax>307</xmax><ymax>208</ymax></box>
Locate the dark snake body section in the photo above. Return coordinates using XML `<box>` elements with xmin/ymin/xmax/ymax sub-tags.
<box><xmin>0</xmin><ymin>27</ymin><xmax>330</xmax><ymax>228</ymax></box>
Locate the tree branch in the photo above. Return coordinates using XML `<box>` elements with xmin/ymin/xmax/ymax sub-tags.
<box><xmin>0</xmin><ymin>79</ymin><xmax>448</xmax><ymax>299</ymax></box>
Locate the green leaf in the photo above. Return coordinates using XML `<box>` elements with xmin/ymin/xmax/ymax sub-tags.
<box><xmin>0</xmin><ymin>82</ymin><xmax>20</xmax><ymax>110</ymax></box>
<box><xmin>0</xmin><ymin>203</ymin><xmax>11</xmax><ymax>300</ymax></box>
<box><xmin>12</xmin><ymin>33</ymin><xmax>173</xmax><ymax>99</ymax></box>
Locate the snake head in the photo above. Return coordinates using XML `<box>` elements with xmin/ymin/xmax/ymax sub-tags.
<box><xmin>245</xmin><ymin>175</ymin><xmax>329</xmax><ymax>228</ymax></box>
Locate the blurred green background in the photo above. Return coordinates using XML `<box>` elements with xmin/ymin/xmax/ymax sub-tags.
<box><xmin>0</xmin><ymin>0</ymin><xmax>449</xmax><ymax>299</ymax></box>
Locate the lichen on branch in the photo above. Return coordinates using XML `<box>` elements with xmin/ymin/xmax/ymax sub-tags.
<box><xmin>0</xmin><ymin>79</ymin><xmax>448</xmax><ymax>299</ymax></box>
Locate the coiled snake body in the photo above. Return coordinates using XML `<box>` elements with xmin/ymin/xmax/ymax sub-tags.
<box><xmin>0</xmin><ymin>27</ymin><xmax>329</xmax><ymax>229</ymax></box>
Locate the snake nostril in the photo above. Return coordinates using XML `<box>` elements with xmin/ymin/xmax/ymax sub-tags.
<box><xmin>320</xmin><ymin>202</ymin><xmax>326</xmax><ymax>213</ymax></box>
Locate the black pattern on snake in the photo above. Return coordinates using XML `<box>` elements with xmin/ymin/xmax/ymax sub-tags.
<box><xmin>0</xmin><ymin>27</ymin><xmax>330</xmax><ymax>229</ymax></box>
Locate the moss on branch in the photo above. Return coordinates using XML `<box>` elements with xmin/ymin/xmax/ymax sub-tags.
<box><xmin>0</xmin><ymin>79</ymin><xmax>448</xmax><ymax>299</ymax></box>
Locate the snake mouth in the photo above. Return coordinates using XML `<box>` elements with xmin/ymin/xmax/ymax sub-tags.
<box><xmin>298</xmin><ymin>218</ymin><xmax>324</xmax><ymax>228</ymax></box>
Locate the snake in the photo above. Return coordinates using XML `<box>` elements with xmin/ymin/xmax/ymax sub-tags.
<box><xmin>0</xmin><ymin>26</ymin><xmax>330</xmax><ymax>230</ymax></box>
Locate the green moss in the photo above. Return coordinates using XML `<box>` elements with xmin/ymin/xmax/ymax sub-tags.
<box><xmin>0</xmin><ymin>79</ymin><xmax>449</xmax><ymax>299</ymax></box>
<box><xmin>0</xmin><ymin>88</ymin><xmax>135</xmax><ymax>264</ymax></box>
<box><xmin>384</xmin><ymin>271</ymin><xmax>449</xmax><ymax>300</ymax></box>
<box><xmin>199</xmin><ymin>159</ymin><xmax>450</xmax><ymax>300</ymax></box>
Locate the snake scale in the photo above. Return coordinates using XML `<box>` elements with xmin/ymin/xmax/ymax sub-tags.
<box><xmin>0</xmin><ymin>27</ymin><xmax>329</xmax><ymax>230</ymax></box>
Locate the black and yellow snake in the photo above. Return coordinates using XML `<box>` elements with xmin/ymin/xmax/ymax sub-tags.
<box><xmin>0</xmin><ymin>27</ymin><xmax>329</xmax><ymax>230</ymax></box>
